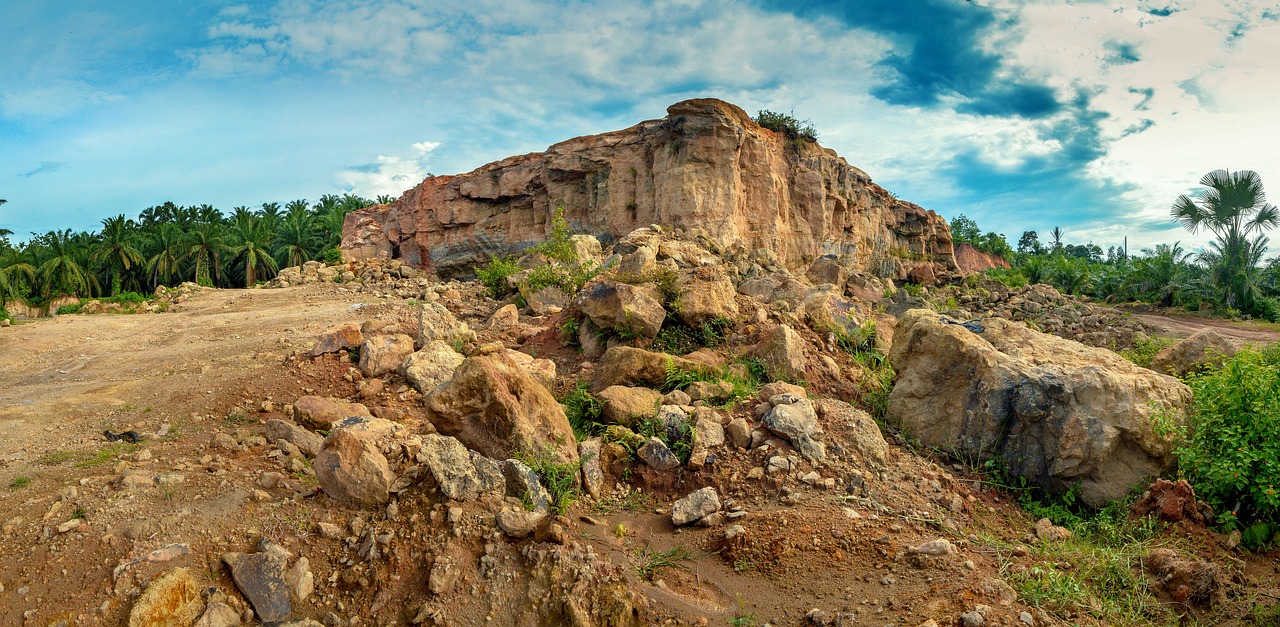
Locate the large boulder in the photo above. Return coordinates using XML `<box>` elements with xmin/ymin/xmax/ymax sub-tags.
<box><xmin>293</xmin><ymin>396</ymin><xmax>372</xmax><ymax>431</ymax></box>
<box><xmin>573</xmin><ymin>280</ymin><xmax>666</xmax><ymax>338</ymax></box>
<box><xmin>418</xmin><ymin>434</ymin><xmax>484</xmax><ymax>501</ymax></box>
<box><xmin>359</xmin><ymin>333</ymin><xmax>416</xmax><ymax>378</ymax></box>
<box><xmin>888</xmin><ymin>309</ymin><xmax>1191</xmax><ymax>506</ymax></box>
<box><xmin>674</xmin><ymin>266</ymin><xmax>738</xmax><ymax>327</ymax></box>
<box><xmin>591</xmin><ymin>346</ymin><xmax>717</xmax><ymax>393</ymax></box>
<box><xmin>417</xmin><ymin>302</ymin><xmax>476</xmax><ymax>348</ymax></box>
<box><xmin>761</xmin><ymin>394</ymin><xmax>826</xmax><ymax>462</ymax></box>
<box><xmin>749</xmin><ymin>325</ymin><xmax>807</xmax><ymax>383</ymax></box>
<box><xmin>264</xmin><ymin>419</ymin><xmax>324</xmax><ymax>458</ymax></box>
<box><xmin>401</xmin><ymin>341</ymin><xmax>465</xmax><ymax>393</ymax></box>
<box><xmin>597</xmin><ymin>385</ymin><xmax>663</xmax><ymax>427</ymax></box>
<box><xmin>309</xmin><ymin>322</ymin><xmax>363</xmax><ymax>357</ymax></box>
<box><xmin>1149</xmin><ymin>329</ymin><xmax>1236</xmax><ymax>378</ymax></box>
<box><xmin>314</xmin><ymin>418</ymin><xmax>401</xmax><ymax>508</ymax></box>
<box><xmin>424</xmin><ymin>353</ymin><xmax>579</xmax><ymax>465</ymax></box>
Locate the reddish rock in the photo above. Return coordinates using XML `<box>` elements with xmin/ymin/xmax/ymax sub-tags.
<box><xmin>953</xmin><ymin>242</ymin><xmax>1011</xmax><ymax>274</ymax></box>
<box><xmin>341</xmin><ymin>98</ymin><xmax>958</xmax><ymax>280</ymax></box>
<box><xmin>1131</xmin><ymin>479</ymin><xmax>1206</xmax><ymax>524</ymax></box>
<box><xmin>309</xmin><ymin>322</ymin><xmax>363</xmax><ymax>357</ymax></box>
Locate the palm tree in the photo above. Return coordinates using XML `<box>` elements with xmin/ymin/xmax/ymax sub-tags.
<box><xmin>145</xmin><ymin>224</ymin><xmax>185</xmax><ymax>288</ymax></box>
<box><xmin>1049</xmin><ymin>226</ymin><xmax>1065</xmax><ymax>253</ymax></box>
<box><xmin>36</xmin><ymin>229</ymin><xmax>95</xmax><ymax>299</ymax></box>
<box><xmin>182</xmin><ymin>222</ymin><xmax>230</xmax><ymax>287</ymax></box>
<box><xmin>0</xmin><ymin>246</ymin><xmax>35</xmax><ymax>310</ymax></box>
<box><xmin>229</xmin><ymin>213</ymin><xmax>278</xmax><ymax>287</ymax></box>
<box><xmin>1133</xmin><ymin>242</ymin><xmax>1191</xmax><ymax>306</ymax></box>
<box><xmin>90</xmin><ymin>215</ymin><xmax>143</xmax><ymax>296</ymax></box>
<box><xmin>1172</xmin><ymin>169</ymin><xmax>1280</xmax><ymax>311</ymax></box>
<box><xmin>274</xmin><ymin>204</ymin><xmax>317</xmax><ymax>268</ymax></box>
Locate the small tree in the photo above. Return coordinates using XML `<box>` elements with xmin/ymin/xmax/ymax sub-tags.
<box><xmin>754</xmin><ymin>110</ymin><xmax>818</xmax><ymax>143</ymax></box>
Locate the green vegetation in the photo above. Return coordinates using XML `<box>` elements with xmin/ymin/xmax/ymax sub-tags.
<box><xmin>652</xmin><ymin>316</ymin><xmax>732</xmax><ymax>355</ymax></box>
<box><xmin>9</xmin><ymin>476</ymin><xmax>31</xmax><ymax>490</ymax></box>
<box><xmin>561</xmin><ymin>380</ymin><xmax>605</xmax><ymax>440</ymax></box>
<box><xmin>660</xmin><ymin>356</ymin><xmax>762</xmax><ymax>410</ymax></box>
<box><xmin>1118</xmin><ymin>335</ymin><xmax>1177</xmax><ymax>368</ymax></box>
<box><xmin>0</xmin><ymin>194</ymin><xmax>386</xmax><ymax>307</ymax></box>
<box><xmin>636</xmin><ymin>415</ymin><xmax>695</xmax><ymax>464</ymax></box>
<box><xmin>753</xmin><ymin>109</ymin><xmax>817</xmax><ymax>143</ymax></box>
<box><xmin>592</xmin><ymin>489</ymin><xmax>654</xmax><ymax>514</ymax></box>
<box><xmin>1177</xmin><ymin>345</ymin><xmax>1280</xmax><ymax>543</ymax></box>
<box><xmin>513</xmin><ymin>448</ymin><xmax>583</xmax><ymax>516</ymax></box>
<box><xmin>634</xmin><ymin>544</ymin><xmax>695</xmax><ymax>582</ymax></box>
<box><xmin>475</xmin><ymin>256</ymin><xmax>519</xmax><ymax>299</ymax></box>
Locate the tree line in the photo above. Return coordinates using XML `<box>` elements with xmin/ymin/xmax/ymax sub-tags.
<box><xmin>955</xmin><ymin>169</ymin><xmax>1280</xmax><ymax>320</ymax></box>
<box><xmin>0</xmin><ymin>193</ymin><xmax>392</xmax><ymax>313</ymax></box>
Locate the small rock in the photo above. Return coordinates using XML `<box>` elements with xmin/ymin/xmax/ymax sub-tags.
<box><xmin>637</xmin><ymin>437</ymin><xmax>681</xmax><ymax>471</ymax></box>
<box><xmin>285</xmin><ymin>557</ymin><xmax>314</xmax><ymax>605</ymax></box>
<box><xmin>671</xmin><ymin>487</ymin><xmax>721</xmax><ymax>526</ymax></box>
<box><xmin>960</xmin><ymin>610</ymin><xmax>985</xmax><ymax>627</ymax></box>
<box><xmin>908</xmin><ymin>538</ymin><xmax>957</xmax><ymax>556</ymax></box>
<box><xmin>428</xmin><ymin>556</ymin><xmax>459</xmax><ymax>595</ymax></box>
<box><xmin>496</xmin><ymin>508</ymin><xmax>546</xmax><ymax>538</ymax></box>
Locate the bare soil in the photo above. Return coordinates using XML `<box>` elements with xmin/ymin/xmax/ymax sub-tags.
<box><xmin>1132</xmin><ymin>311</ymin><xmax>1280</xmax><ymax>346</ymax></box>
<box><xmin>0</xmin><ymin>284</ymin><xmax>1276</xmax><ymax>626</ymax></box>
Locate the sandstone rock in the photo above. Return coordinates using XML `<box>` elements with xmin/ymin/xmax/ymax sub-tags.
<box><xmin>806</xmin><ymin>255</ymin><xmax>847</xmax><ymax>286</ymax></box>
<box><xmin>498</xmin><ymin>348</ymin><xmax>557</xmax><ymax>388</ymax></box>
<box><xmin>689</xmin><ymin>414</ymin><xmax>725</xmax><ymax>467</ymax></box>
<box><xmin>519</xmin><ymin>284</ymin><xmax>571</xmax><ymax>315</ymax></box>
<box><xmin>418</xmin><ymin>434</ymin><xmax>483</xmax><ymax>501</ymax></box>
<box><xmin>573</xmin><ymin>280</ymin><xmax>665</xmax><ymax>338</ymax></box>
<box><xmin>1033</xmin><ymin>518</ymin><xmax>1072</xmax><ymax>543</ymax></box>
<box><xmin>954</xmin><ymin>242</ymin><xmax>1011</xmax><ymax>274</ymax></box>
<box><xmin>469</xmin><ymin>451</ymin><xmax>507</xmax><ymax>495</ymax></box>
<box><xmin>194</xmin><ymin>601</ymin><xmax>241</xmax><ymax>627</ymax></box>
<box><xmin>908</xmin><ymin>538</ymin><xmax>957</xmax><ymax>556</ymax></box>
<box><xmin>358</xmin><ymin>333</ymin><xmax>415</xmax><ymax>378</ymax></box>
<box><xmin>814</xmin><ymin>399</ymin><xmax>887</xmax><ymax>466</ymax></box>
<box><xmin>284</xmin><ymin>557</ymin><xmax>314</xmax><ymax>605</ymax></box>
<box><xmin>504</xmin><ymin>459</ymin><xmax>551</xmax><ymax>513</ymax></box>
<box><xmin>401</xmin><ymin>341</ymin><xmax>465</xmax><ymax>393</ymax></box>
<box><xmin>424</xmin><ymin>353</ymin><xmax>578</xmax><ymax>465</ymax></box>
<box><xmin>497</xmin><ymin>508</ymin><xmax>546</xmax><ymax>538</ymax></box>
<box><xmin>750</xmin><ymin>325</ymin><xmax>807</xmax><ymax>383</ymax></box>
<box><xmin>674</xmin><ymin>266</ymin><xmax>738</xmax><ymax>327</ymax></box>
<box><xmin>762</xmin><ymin>394</ymin><xmax>826</xmax><ymax>462</ymax></box>
<box><xmin>417</xmin><ymin>302</ymin><xmax>476</xmax><ymax>348</ymax></box>
<box><xmin>309</xmin><ymin>322</ymin><xmax>363</xmax><ymax>357</ymax></box>
<box><xmin>597</xmin><ymin>385</ymin><xmax>663</xmax><ymax>427</ymax></box>
<box><xmin>1143</xmin><ymin>548</ymin><xmax>1222</xmax><ymax>606</ymax></box>
<box><xmin>1149</xmin><ymin>328</ymin><xmax>1236</xmax><ymax>378</ymax></box>
<box><xmin>671</xmin><ymin>487</ymin><xmax>721</xmax><ymax>526</ymax></box>
<box><xmin>315</xmin><ymin>427</ymin><xmax>396</xmax><ymax>508</ymax></box>
<box><xmin>757</xmin><ymin>381</ymin><xmax>806</xmax><ymax>401</ymax></box>
<box><xmin>887</xmin><ymin>309</ymin><xmax>1191</xmax><ymax>506</ymax></box>
<box><xmin>293</xmin><ymin>396</ymin><xmax>372</xmax><ymax>431</ymax></box>
<box><xmin>429</xmin><ymin>556</ymin><xmax>460</xmax><ymax>595</ymax></box>
<box><xmin>725</xmin><ymin>417</ymin><xmax>752</xmax><ymax>450</ymax></box>
<box><xmin>340</xmin><ymin>99</ymin><xmax>957</xmax><ymax>280</ymax></box>
<box><xmin>489</xmin><ymin>304</ymin><xmax>520</xmax><ymax>329</ymax></box>
<box><xmin>579</xmin><ymin>438</ymin><xmax>605</xmax><ymax>498</ymax></box>
<box><xmin>685</xmin><ymin>380</ymin><xmax>733</xmax><ymax>404</ymax></box>
<box><xmin>128</xmin><ymin>567</ymin><xmax>204</xmax><ymax>627</ymax></box>
<box><xmin>222</xmin><ymin>552</ymin><xmax>291</xmax><ymax>623</ymax></box>
<box><xmin>264</xmin><ymin>419</ymin><xmax>324</xmax><ymax>458</ymax></box>
<box><xmin>590</xmin><ymin>346</ymin><xmax>715</xmax><ymax>393</ymax></box>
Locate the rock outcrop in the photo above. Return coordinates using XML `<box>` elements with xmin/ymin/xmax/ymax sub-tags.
<box><xmin>953</xmin><ymin>242</ymin><xmax>1010</xmax><ymax>274</ymax></box>
<box><xmin>341</xmin><ymin>98</ymin><xmax>956</xmax><ymax>280</ymax></box>
<box><xmin>887</xmin><ymin>309</ymin><xmax>1191</xmax><ymax>506</ymax></box>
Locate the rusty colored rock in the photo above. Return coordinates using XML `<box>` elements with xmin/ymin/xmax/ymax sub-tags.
<box><xmin>1131</xmin><ymin>479</ymin><xmax>1207</xmax><ymax>525</ymax></box>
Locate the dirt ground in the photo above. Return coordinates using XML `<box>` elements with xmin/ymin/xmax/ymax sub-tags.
<box><xmin>0</xmin><ymin>284</ymin><xmax>1277</xmax><ymax>626</ymax></box>
<box><xmin>1133</xmin><ymin>311</ymin><xmax>1280</xmax><ymax>346</ymax></box>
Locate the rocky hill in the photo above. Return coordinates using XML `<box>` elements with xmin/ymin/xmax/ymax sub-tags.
<box><xmin>341</xmin><ymin>98</ymin><xmax>956</xmax><ymax>283</ymax></box>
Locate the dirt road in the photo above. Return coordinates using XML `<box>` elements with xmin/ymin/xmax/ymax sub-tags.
<box><xmin>1132</xmin><ymin>312</ymin><xmax>1280</xmax><ymax>346</ymax></box>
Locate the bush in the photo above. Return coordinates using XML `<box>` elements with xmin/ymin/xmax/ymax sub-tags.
<box><xmin>1118</xmin><ymin>335</ymin><xmax>1175</xmax><ymax>368</ymax></box>
<box><xmin>56</xmin><ymin>303</ymin><xmax>83</xmax><ymax>315</ymax></box>
<box><xmin>754</xmin><ymin>109</ymin><xmax>818</xmax><ymax>142</ymax></box>
<box><xmin>513</xmin><ymin>448</ymin><xmax>583</xmax><ymax>515</ymax></box>
<box><xmin>320</xmin><ymin>246</ymin><xmax>343</xmax><ymax>265</ymax></box>
<box><xmin>984</xmin><ymin>267</ymin><xmax>1029</xmax><ymax>289</ymax></box>
<box><xmin>561</xmin><ymin>381</ymin><xmax>604</xmax><ymax>440</ymax></box>
<box><xmin>0</xmin><ymin>308</ymin><xmax>9</xmax><ymax>322</ymax></box>
<box><xmin>1178</xmin><ymin>346</ymin><xmax>1280</xmax><ymax>542</ymax></box>
<box><xmin>476</xmin><ymin>256</ymin><xmax>519</xmax><ymax>299</ymax></box>
<box><xmin>102</xmin><ymin>291</ymin><xmax>146</xmax><ymax>305</ymax></box>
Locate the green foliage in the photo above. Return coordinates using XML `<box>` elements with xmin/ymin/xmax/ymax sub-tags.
<box><xmin>476</xmin><ymin>256</ymin><xmax>519</xmax><ymax>299</ymax></box>
<box><xmin>1177</xmin><ymin>346</ymin><xmax>1280</xmax><ymax>542</ymax></box>
<box><xmin>56</xmin><ymin>302</ymin><xmax>83</xmax><ymax>315</ymax></box>
<box><xmin>983</xmin><ymin>266</ymin><xmax>1029</xmax><ymax>289</ymax></box>
<box><xmin>562</xmin><ymin>381</ymin><xmax>604</xmax><ymax>440</ymax></box>
<box><xmin>651</xmin><ymin>315</ymin><xmax>733</xmax><ymax>355</ymax></box>
<box><xmin>514</xmin><ymin>448</ymin><xmax>583</xmax><ymax>516</ymax></box>
<box><xmin>559</xmin><ymin>315</ymin><xmax>581</xmax><ymax>348</ymax></box>
<box><xmin>9</xmin><ymin>476</ymin><xmax>30</xmax><ymax>490</ymax></box>
<box><xmin>320</xmin><ymin>246</ymin><xmax>342</xmax><ymax>265</ymax></box>
<box><xmin>592</xmin><ymin>489</ymin><xmax>654</xmax><ymax>513</ymax></box>
<box><xmin>1118</xmin><ymin>335</ymin><xmax>1176</xmax><ymax>368</ymax></box>
<box><xmin>753</xmin><ymin>109</ymin><xmax>817</xmax><ymax>143</ymax></box>
<box><xmin>636</xmin><ymin>415</ymin><xmax>695</xmax><ymax>464</ymax></box>
<box><xmin>634</xmin><ymin>544</ymin><xmax>695</xmax><ymax>582</ymax></box>
<box><xmin>0</xmin><ymin>308</ymin><xmax>8</xmax><ymax>322</ymax></box>
<box><xmin>530</xmin><ymin>206</ymin><xmax>579</xmax><ymax>265</ymax></box>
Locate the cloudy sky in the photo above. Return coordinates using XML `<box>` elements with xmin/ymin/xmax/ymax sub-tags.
<box><xmin>3</xmin><ymin>0</ymin><xmax>1279</xmax><ymax>252</ymax></box>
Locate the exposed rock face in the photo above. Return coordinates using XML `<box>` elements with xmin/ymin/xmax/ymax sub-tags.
<box><xmin>887</xmin><ymin>309</ymin><xmax>1191</xmax><ymax>506</ymax></box>
<box><xmin>953</xmin><ymin>242</ymin><xmax>1010</xmax><ymax>274</ymax></box>
<box><xmin>342</xmin><ymin>98</ymin><xmax>956</xmax><ymax>280</ymax></box>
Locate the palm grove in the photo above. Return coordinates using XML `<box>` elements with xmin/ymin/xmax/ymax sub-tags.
<box><xmin>957</xmin><ymin>169</ymin><xmax>1280</xmax><ymax>321</ymax></box>
<box><xmin>0</xmin><ymin>193</ymin><xmax>389</xmax><ymax>318</ymax></box>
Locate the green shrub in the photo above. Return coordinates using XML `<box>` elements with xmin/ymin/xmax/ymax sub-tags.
<box><xmin>102</xmin><ymin>291</ymin><xmax>146</xmax><ymax>305</ymax></box>
<box><xmin>56</xmin><ymin>303</ymin><xmax>83</xmax><ymax>315</ymax></box>
<box><xmin>1118</xmin><ymin>335</ymin><xmax>1176</xmax><ymax>369</ymax></box>
<box><xmin>754</xmin><ymin>109</ymin><xmax>817</xmax><ymax>142</ymax></box>
<box><xmin>559</xmin><ymin>316</ymin><xmax>581</xmax><ymax>348</ymax></box>
<box><xmin>476</xmin><ymin>256</ymin><xmax>519</xmax><ymax>299</ymax></box>
<box><xmin>514</xmin><ymin>448</ymin><xmax>583</xmax><ymax>515</ymax></box>
<box><xmin>531</xmin><ymin>206</ymin><xmax>579</xmax><ymax>265</ymax></box>
<box><xmin>1178</xmin><ymin>346</ymin><xmax>1280</xmax><ymax>541</ymax></box>
<box><xmin>561</xmin><ymin>381</ymin><xmax>604</xmax><ymax>440</ymax></box>
<box><xmin>320</xmin><ymin>246</ymin><xmax>343</xmax><ymax>265</ymax></box>
<box><xmin>636</xmin><ymin>415</ymin><xmax>694</xmax><ymax>464</ymax></box>
<box><xmin>0</xmin><ymin>308</ymin><xmax>9</xmax><ymax>322</ymax></box>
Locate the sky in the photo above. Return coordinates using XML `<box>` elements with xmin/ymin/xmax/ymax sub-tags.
<box><xmin>3</xmin><ymin>0</ymin><xmax>1280</xmax><ymax>253</ymax></box>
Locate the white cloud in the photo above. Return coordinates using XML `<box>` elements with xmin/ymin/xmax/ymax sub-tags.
<box><xmin>334</xmin><ymin>140</ymin><xmax>441</xmax><ymax>198</ymax></box>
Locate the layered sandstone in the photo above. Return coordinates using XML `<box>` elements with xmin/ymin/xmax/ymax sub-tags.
<box><xmin>342</xmin><ymin>98</ymin><xmax>957</xmax><ymax>279</ymax></box>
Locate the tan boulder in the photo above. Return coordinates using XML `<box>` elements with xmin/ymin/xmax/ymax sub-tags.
<box><xmin>749</xmin><ymin>325</ymin><xmax>807</xmax><ymax>383</ymax></box>
<box><xmin>590</xmin><ymin>346</ymin><xmax>717</xmax><ymax>393</ymax></box>
<box><xmin>424</xmin><ymin>353</ymin><xmax>578</xmax><ymax>465</ymax></box>
<box><xmin>1149</xmin><ymin>328</ymin><xmax>1236</xmax><ymax>378</ymax></box>
<box><xmin>597</xmin><ymin>385</ymin><xmax>663</xmax><ymax>427</ymax></box>
<box><xmin>128</xmin><ymin>568</ymin><xmax>204</xmax><ymax>627</ymax></box>
<box><xmin>401</xmin><ymin>341</ymin><xmax>465</xmax><ymax>393</ymax></box>
<box><xmin>358</xmin><ymin>333</ymin><xmax>415</xmax><ymax>377</ymax></box>
<box><xmin>314</xmin><ymin>418</ymin><xmax>400</xmax><ymax>508</ymax></box>
<box><xmin>572</xmin><ymin>280</ymin><xmax>666</xmax><ymax>338</ymax></box>
<box><xmin>292</xmin><ymin>396</ymin><xmax>372</xmax><ymax>431</ymax></box>
<box><xmin>888</xmin><ymin>309</ymin><xmax>1191</xmax><ymax>506</ymax></box>
<box><xmin>417</xmin><ymin>302</ymin><xmax>476</xmax><ymax>348</ymax></box>
<box><xmin>674</xmin><ymin>266</ymin><xmax>738</xmax><ymax>327</ymax></box>
<box><xmin>309</xmin><ymin>322</ymin><xmax>363</xmax><ymax>356</ymax></box>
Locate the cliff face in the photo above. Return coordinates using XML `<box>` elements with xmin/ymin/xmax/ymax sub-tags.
<box><xmin>954</xmin><ymin>243</ymin><xmax>1011</xmax><ymax>274</ymax></box>
<box><xmin>342</xmin><ymin>98</ymin><xmax>957</xmax><ymax>280</ymax></box>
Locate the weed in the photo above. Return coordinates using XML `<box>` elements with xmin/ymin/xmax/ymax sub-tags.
<box><xmin>76</xmin><ymin>443</ymin><xmax>137</xmax><ymax>468</ymax></box>
<box><xmin>613</xmin><ymin>523</ymin><xmax>628</xmax><ymax>538</ymax></box>
<box><xmin>593</xmin><ymin>489</ymin><xmax>654</xmax><ymax>514</ymax></box>
<box><xmin>661</xmin><ymin>357</ymin><xmax>720</xmax><ymax>392</ymax></box>
<box><xmin>38</xmin><ymin>450</ymin><xmax>77</xmax><ymax>466</ymax></box>
<box><xmin>475</xmin><ymin>256</ymin><xmax>519</xmax><ymax>299</ymax></box>
<box><xmin>449</xmin><ymin>337</ymin><xmax>468</xmax><ymax>354</ymax></box>
<box><xmin>559</xmin><ymin>316</ymin><xmax>581</xmax><ymax>349</ymax></box>
<box><xmin>224</xmin><ymin>411</ymin><xmax>254</xmax><ymax>427</ymax></box>
<box><xmin>635</xmin><ymin>544</ymin><xmax>695</xmax><ymax>582</ymax></box>
<box><xmin>71</xmin><ymin>506</ymin><xmax>86</xmax><ymax>519</ymax></box>
<box><xmin>9</xmin><ymin>476</ymin><xmax>30</xmax><ymax>490</ymax></box>
<box><xmin>1119</xmin><ymin>335</ymin><xmax>1176</xmax><ymax>369</ymax></box>
<box><xmin>562</xmin><ymin>381</ymin><xmax>604</xmax><ymax>440</ymax></box>
<box><xmin>514</xmin><ymin>448</ymin><xmax>584</xmax><ymax>516</ymax></box>
<box><xmin>636</xmin><ymin>416</ymin><xmax>694</xmax><ymax>464</ymax></box>
<box><xmin>733</xmin><ymin>558</ymin><xmax>755</xmax><ymax>572</ymax></box>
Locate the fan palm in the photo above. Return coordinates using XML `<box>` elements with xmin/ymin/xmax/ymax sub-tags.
<box><xmin>1172</xmin><ymin>169</ymin><xmax>1280</xmax><ymax>311</ymax></box>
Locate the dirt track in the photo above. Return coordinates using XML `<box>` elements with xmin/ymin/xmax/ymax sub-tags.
<box><xmin>1133</xmin><ymin>312</ymin><xmax>1280</xmax><ymax>346</ymax></box>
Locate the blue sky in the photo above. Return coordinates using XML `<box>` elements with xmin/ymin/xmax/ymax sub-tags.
<box><xmin>4</xmin><ymin>0</ymin><xmax>1280</xmax><ymax>253</ymax></box>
